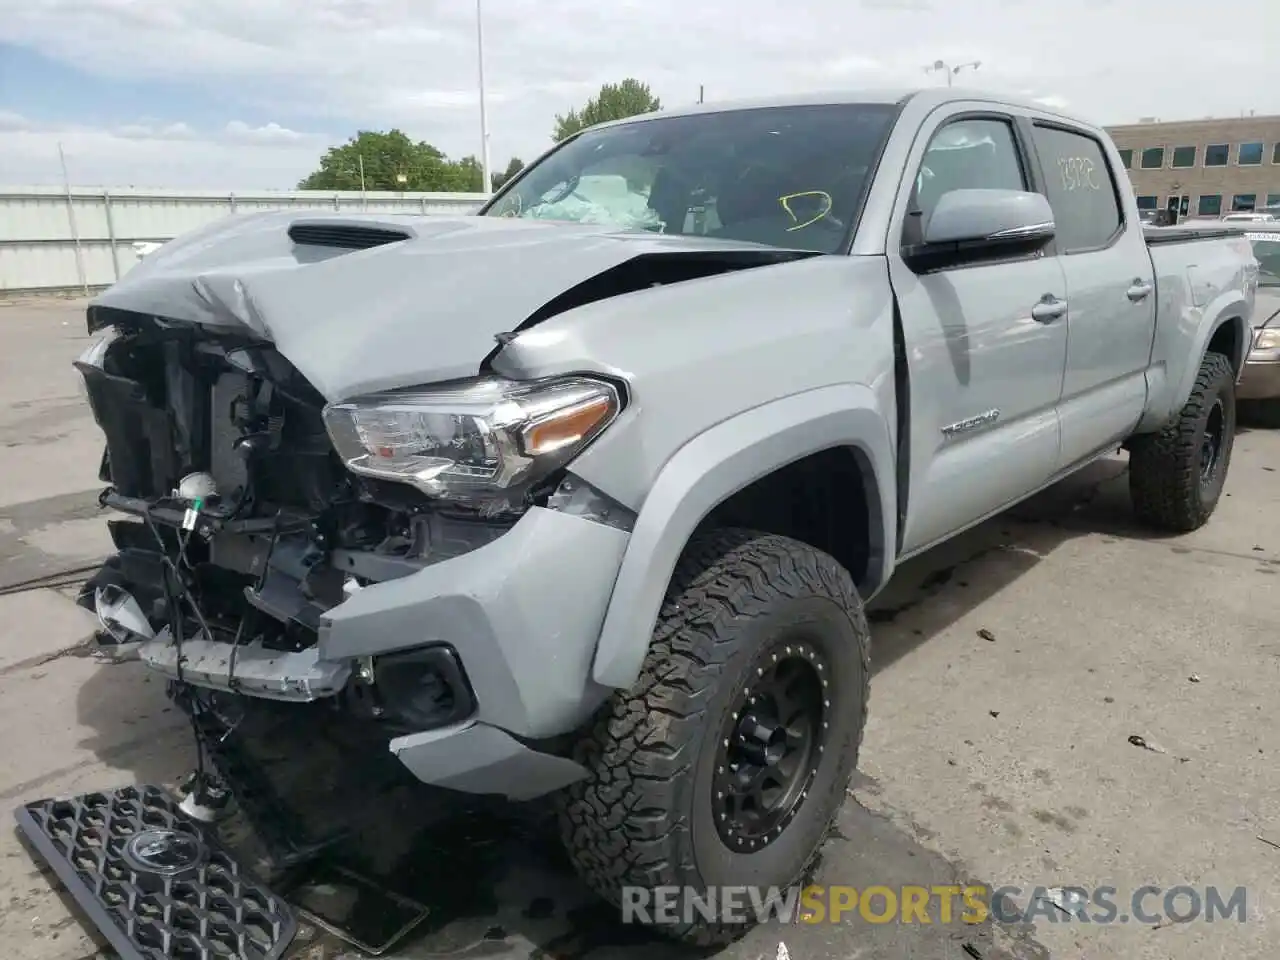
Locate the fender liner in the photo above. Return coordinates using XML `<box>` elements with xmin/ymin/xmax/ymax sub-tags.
<box><xmin>590</xmin><ymin>383</ymin><xmax>896</xmax><ymax>690</ymax></box>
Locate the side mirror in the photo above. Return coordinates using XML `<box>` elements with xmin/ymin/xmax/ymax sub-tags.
<box><xmin>904</xmin><ymin>189</ymin><xmax>1055</xmax><ymax>271</ymax></box>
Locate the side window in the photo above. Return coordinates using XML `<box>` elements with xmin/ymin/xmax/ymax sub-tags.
<box><xmin>911</xmin><ymin>118</ymin><xmax>1026</xmax><ymax>232</ymax></box>
<box><xmin>1031</xmin><ymin>124</ymin><xmax>1123</xmax><ymax>252</ymax></box>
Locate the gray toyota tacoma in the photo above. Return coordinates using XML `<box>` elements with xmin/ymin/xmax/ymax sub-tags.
<box><xmin>30</xmin><ymin>87</ymin><xmax>1257</xmax><ymax>955</ymax></box>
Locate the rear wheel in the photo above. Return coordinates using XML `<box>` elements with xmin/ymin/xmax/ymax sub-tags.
<box><xmin>1129</xmin><ymin>351</ymin><xmax>1237</xmax><ymax>532</ymax></box>
<box><xmin>557</xmin><ymin>529</ymin><xmax>870</xmax><ymax>945</ymax></box>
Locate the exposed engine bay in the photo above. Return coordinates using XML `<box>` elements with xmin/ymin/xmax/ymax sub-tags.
<box><xmin>75</xmin><ymin>307</ymin><xmax>515</xmax><ymax>733</ymax></box>
<box><xmin>70</xmin><ymin>215</ymin><xmax>795</xmax><ymax>743</ymax></box>
<box><xmin>60</xmin><ymin>300</ymin><xmax>629</xmax><ymax>958</ymax></box>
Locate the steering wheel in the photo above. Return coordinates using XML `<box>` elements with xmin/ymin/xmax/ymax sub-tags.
<box><xmin>495</xmin><ymin>193</ymin><xmax>523</xmax><ymax>217</ymax></box>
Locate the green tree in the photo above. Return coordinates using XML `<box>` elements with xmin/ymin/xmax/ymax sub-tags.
<box><xmin>440</xmin><ymin>155</ymin><xmax>484</xmax><ymax>193</ymax></box>
<box><xmin>298</xmin><ymin>130</ymin><xmax>481</xmax><ymax>192</ymax></box>
<box><xmin>551</xmin><ymin>79</ymin><xmax>662</xmax><ymax>143</ymax></box>
<box><xmin>492</xmin><ymin>156</ymin><xmax>525</xmax><ymax>191</ymax></box>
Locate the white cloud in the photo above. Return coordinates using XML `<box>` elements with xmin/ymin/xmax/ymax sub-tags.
<box><xmin>113</xmin><ymin>121</ymin><xmax>198</xmax><ymax>141</ymax></box>
<box><xmin>1034</xmin><ymin>95</ymin><xmax>1071</xmax><ymax>111</ymax></box>
<box><xmin>859</xmin><ymin>0</ymin><xmax>934</xmax><ymax>9</ymax></box>
<box><xmin>0</xmin><ymin>111</ymin><xmax>33</xmax><ymax>132</ymax></box>
<box><xmin>1</xmin><ymin>0</ymin><xmax>1276</xmax><ymax>187</ymax></box>
<box><xmin>817</xmin><ymin>56</ymin><xmax>885</xmax><ymax>79</ymax></box>
<box><xmin>0</xmin><ymin>123</ymin><xmax>323</xmax><ymax>188</ymax></box>
<box><xmin>222</xmin><ymin>121</ymin><xmax>310</xmax><ymax>144</ymax></box>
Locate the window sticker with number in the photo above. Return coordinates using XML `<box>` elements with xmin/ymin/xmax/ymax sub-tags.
<box><xmin>1056</xmin><ymin>155</ymin><xmax>1102</xmax><ymax>192</ymax></box>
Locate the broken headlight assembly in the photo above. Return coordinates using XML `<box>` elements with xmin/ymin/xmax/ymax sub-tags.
<box><xmin>75</xmin><ymin>325</ymin><xmax>121</xmax><ymax>403</ymax></box>
<box><xmin>322</xmin><ymin>375</ymin><xmax>622</xmax><ymax>511</ymax></box>
<box><xmin>77</xmin><ymin>326</ymin><xmax>121</xmax><ymax>369</ymax></box>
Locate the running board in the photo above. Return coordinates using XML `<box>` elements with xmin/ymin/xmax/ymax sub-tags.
<box><xmin>16</xmin><ymin>786</ymin><xmax>298</xmax><ymax>960</ymax></box>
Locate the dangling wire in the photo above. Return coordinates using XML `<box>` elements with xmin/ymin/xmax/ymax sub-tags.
<box><xmin>226</xmin><ymin>509</ymin><xmax>282</xmax><ymax>696</ymax></box>
<box><xmin>142</xmin><ymin>504</ymin><xmax>217</xmax><ymax>790</ymax></box>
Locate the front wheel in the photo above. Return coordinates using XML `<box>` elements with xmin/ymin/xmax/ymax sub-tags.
<box><xmin>556</xmin><ymin>529</ymin><xmax>871</xmax><ymax>945</ymax></box>
<box><xmin>1129</xmin><ymin>351</ymin><xmax>1237</xmax><ymax>532</ymax></box>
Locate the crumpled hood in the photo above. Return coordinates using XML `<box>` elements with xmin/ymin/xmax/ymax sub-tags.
<box><xmin>90</xmin><ymin>210</ymin><xmax>789</xmax><ymax>401</ymax></box>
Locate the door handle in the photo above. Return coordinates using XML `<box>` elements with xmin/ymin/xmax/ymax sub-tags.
<box><xmin>1031</xmin><ymin>295</ymin><xmax>1067</xmax><ymax>323</ymax></box>
<box><xmin>1127</xmin><ymin>279</ymin><xmax>1153</xmax><ymax>302</ymax></box>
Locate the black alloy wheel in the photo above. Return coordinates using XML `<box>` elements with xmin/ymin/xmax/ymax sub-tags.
<box><xmin>712</xmin><ymin>637</ymin><xmax>829</xmax><ymax>851</ymax></box>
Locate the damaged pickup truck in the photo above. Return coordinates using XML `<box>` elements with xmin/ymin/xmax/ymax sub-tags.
<box><xmin>27</xmin><ymin>88</ymin><xmax>1257</xmax><ymax>956</ymax></box>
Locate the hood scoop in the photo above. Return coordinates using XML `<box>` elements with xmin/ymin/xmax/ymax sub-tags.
<box><xmin>288</xmin><ymin>221</ymin><xmax>411</xmax><ymax>250</ymax></box>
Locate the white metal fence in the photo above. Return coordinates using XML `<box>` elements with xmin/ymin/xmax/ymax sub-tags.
<box><xmin>0</xmin><ymin>186</ymin><xmax>489</xmax><ymax>296</ymax></box>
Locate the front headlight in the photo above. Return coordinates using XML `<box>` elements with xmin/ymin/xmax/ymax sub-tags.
<box><xmin>75</xmin><ymin>326</ymin><xmax>121</xmax><ymax>402</ymax></box>
<box><xmin>1253</xmin><ymin>327</ymin><xmax>1280</xmax><ymax>352</ymax></box>
<box><xmin>76</xmin><ymin>326</ymin><xmax>121</xmax><ymax>370</ymax></box>
<box><xmin>322</xmin><ymin>375</ymin><xmax>622</xmax><ymax>510</ymax></box>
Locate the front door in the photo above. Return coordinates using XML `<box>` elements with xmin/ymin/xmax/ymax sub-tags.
<box><xmin>1028</xmin><ymin>122</ymin><xmax>1158</xmax><ymax>471</ymax></box>
<box><xmin>887</xmin><ymin>111</ymin><xmax>1069</xmax><ymax>555</ymax></box>
<box><xmin>1164</xmin><ymin>194</ymin><xmax>1190</xmax><ymax>223</ymax></box>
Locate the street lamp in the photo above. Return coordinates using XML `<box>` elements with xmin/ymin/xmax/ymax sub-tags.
<box><xmin>924</xmin><ymin>59</ymin><xmax>982</xmax><ymax>86</ymax></box>
<box><xmin>476</xmin><ymin>0</ymin><xmax>493</xmax><ymax>195</ymax></box>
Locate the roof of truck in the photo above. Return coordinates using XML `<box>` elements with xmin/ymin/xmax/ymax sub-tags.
<box><xmin>584</xmin><ymin>87</ymin><xmax>1081</xmax><ymax>130</ymax></box>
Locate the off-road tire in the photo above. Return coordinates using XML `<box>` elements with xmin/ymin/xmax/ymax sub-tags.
<box><xmin>1129</xmin><ymin>351</ymin><xmax>1236</xmax><ymax>532</ymax></box>
<box><xmin>556</xmin><ymin>528</ymin><xmax>871</xmax><ymax>945</ymax></box>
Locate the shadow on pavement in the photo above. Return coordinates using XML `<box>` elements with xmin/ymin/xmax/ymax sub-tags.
<box><xmin>868</xmin><ymin>454</ymin><xmax>1155</xmax><ymax>675</ymax></box>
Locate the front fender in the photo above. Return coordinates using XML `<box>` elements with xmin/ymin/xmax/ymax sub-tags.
<box><xmin>590</xmin><ymin>383</ymin><xmax>896</xmax><ymax>690</ymax></box>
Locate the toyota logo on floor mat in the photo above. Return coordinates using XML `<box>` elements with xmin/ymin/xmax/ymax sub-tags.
<box><xmin>123</xmin><ymin>829</ymin><xmax>208</xmax><ymax>876</ymax></box>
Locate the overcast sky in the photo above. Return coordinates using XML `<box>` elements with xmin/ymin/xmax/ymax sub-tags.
<box><xmin>0</xmin><ymin>0</ymin><xmax>1276</xmax><ymax>189</ymax></box>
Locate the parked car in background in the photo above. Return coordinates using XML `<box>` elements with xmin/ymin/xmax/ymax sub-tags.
<box><xmin>1239</xmin><ymin>226</ymin><xmax>1280</xmax><ymax>424</ymax></box>
<box><xmin>1223</xmin><ymin>211</ymin><xmax>1276</xmax><ymax>224</ymax></box>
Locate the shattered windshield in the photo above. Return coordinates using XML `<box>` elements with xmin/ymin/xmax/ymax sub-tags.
<box><xmin>481</xmin><ymin>103</ymin><xmax>898</xmax><ymax>254</ymax></box>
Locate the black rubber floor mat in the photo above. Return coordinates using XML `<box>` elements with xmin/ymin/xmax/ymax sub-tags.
<box><xmin>286</xmin><ymin>860</ymin><xmax>431</xmax><ymax>956</ymax></box>
<box><xmin>16</xmin><ymin>785</ymin><xmax>298</xmax><ymax>960</ymax></box>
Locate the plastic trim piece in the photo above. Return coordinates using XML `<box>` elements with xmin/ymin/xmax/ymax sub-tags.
<box><xmin>15</xmin><ymin>786</ymin><xmax>298</xmax><ymax>960</ymax></box>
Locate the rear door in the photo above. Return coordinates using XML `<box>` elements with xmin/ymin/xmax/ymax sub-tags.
<box><xmin>887</xmin><ymin>109</ymin><xmax>1069</xmax><ymax>555</ymax></box>
<box><xmin>1026</xmin><ymin>121</ymin><xmax>1158</xmax><ymax>470</ymax></box>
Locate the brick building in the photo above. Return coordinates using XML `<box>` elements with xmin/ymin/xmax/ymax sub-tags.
<box><xmin>1104</xmin><ymin>114</ymin><xmax>1280</xmax><ymax>220</ymax></box>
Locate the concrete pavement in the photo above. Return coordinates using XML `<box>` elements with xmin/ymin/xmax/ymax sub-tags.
<box><xmin>1</xmin><ymin>298</ymin><xmax>1277</xmax><ymax>959</ymax></box>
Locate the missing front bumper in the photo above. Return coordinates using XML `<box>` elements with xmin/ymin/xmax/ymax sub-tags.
<box><xmin>16</xmin><ymin>786</ymin><xmax>298</xmax><ymax>960</ymax></box>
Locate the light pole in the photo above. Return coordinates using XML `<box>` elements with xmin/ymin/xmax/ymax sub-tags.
<box><xmin>924</xmin><ymin>59</ymin><xmax>981</xmax><ymax>86</ymax></box>
<box><xmin>476</xmin><ymin>0</ymin><xmax>493</xmax><ymax>195</ymax></box>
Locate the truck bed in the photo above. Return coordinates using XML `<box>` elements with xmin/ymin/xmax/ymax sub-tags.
<box><xmin>1144</xmin><ymin>223</ymin><xmax>1247</xmax><ymax>245</ymax></box>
